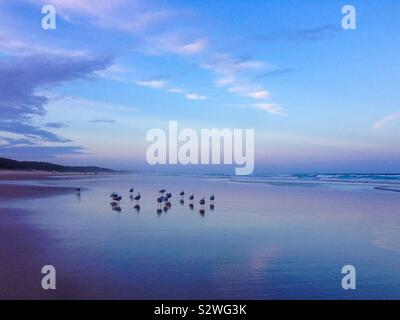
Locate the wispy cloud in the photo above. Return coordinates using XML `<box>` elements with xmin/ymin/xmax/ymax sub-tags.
<box><xmin>88</xmin><ymin>118</ymin><xmax>116</xmax><ymax>124</ymax></box>
<box><xmin>202</xmin><ymin>54</ymin><xmax>273</xmax><ymax>102</ymax></box>
<box><xmin>186</xmin><ymin>93</ymin><xmax>207</xmax><ymax>100</ymax></box>
<box><xmin>251</xmin><ymin>103</ymin><xmax>286</xmax><ymax>115</ymax></box>
<box><xmin>140</xmin><ymin>33</ymin><xmax>208</xmax><ymax>56</ymax></box>
<box><xmin>257</xmin><ymin>24</ymin><xmax>339</xmax><ymax>42</ymax></box>
<box><xmin>373</xmin><ymin>113</ymin><xmax>400</xmax><ymax>129</ymax></box>
<box><xmin>229</xmin><ymin>86</ymin><xmax>270</xmax><ymax>99</ymax></box>
<box><xmin>135</xmin><ymin>77</ymin><xmax>207</xmax><ymax>101</ymax></box>
<box><xmin>203</xmin><ymin>54</ymin><xmax>267</xmax><ymax>76</ymax></box>
<box><xmin>168</xmin><ymin>87</ymin><xmax>184</xmax><ymax>94</ymax></box>
<box><xmin>292</xmin><ymin>25</ymin><xmax>339</xmax><ymax>41</ymax></box>
<box><xmin>136</xmin><ymin>80</ymin><xmax>166</xmax><ymax>88</ymax></box>
<box><xmin>255</xmin><ymin>67</ymin><xmax>294</xmax><ymax>79</ymax></box>
<box><xmin>27</xmin><ymin>0</ymin><xmax>175</xmax><ymax>32</ymax></box>
<box><xmin>45</xmin><ymin>122</ymin><xmax>68</xmax><ymax>129</ymax></box>
<box><xmin>0</xmin><ymin>145</ymin><xmax>85</xmax><ymax>159</ymax></box>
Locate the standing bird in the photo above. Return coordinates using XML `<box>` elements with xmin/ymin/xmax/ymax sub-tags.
<box><xmin>210</xmin><ymin>194</ymin><xmax>215</xmax><ymax>203</ymax></box>
<box><xmin>189</xmin><ymin>193</ymin><xmax>194</xmax><ymax>202</ymax></box>
<box><xmin>199</xmin><ymin>197</ymin><xmax>205</xmax><ymax>208</ymax></box>
<box><xmin>166</xmin><ymin>192</ymin><xmax>172</xmax><ymax>199</ymax></box>
<box><xmin>74</xmin><ymin>187</ymin><xmax>81</xmax><ymax>192</ymax></box>
<box><xmin>129</xmin><ymin>187</ymin><xmax>134</xmax><ymax>193</ymax></box>
<box><xmin>134</xmin><ymin>192</ymin><xmax>141</xmax><ymax>204</ymax></box>
<box><xmin>179</xmin><ymin>191</ymin><xmax>185</xmax><ymax>198</ymax></box>
<box><xmin>159</xmin><ymin>189</ymin><xmax>166</xmax><ymax>195</ymax></box>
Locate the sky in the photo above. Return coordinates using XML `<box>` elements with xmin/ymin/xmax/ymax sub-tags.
<box><xmin>0</xmin><ymin>0</ymin><xmax>399</xmax><ymax>173</ymax></box>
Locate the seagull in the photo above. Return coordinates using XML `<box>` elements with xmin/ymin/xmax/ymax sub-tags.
<box><xmin>166</xmin><ymin>192</ymin><xmax>172</xmax><ymax>199</ymax></box>
<box><xmin>129</xmin><ymin>188</ymin><xmax>134</xmax><ymax>193</ymax></box>
<box><xmin>112</xmin><ymin>206</ymin><xmax>122</xmax><ymax>212</ymax></box>
<box><xmin>199</xmin><ymin>197</ymin><xmax>205</xmax><ymax>207</ymax></box>
<box><xmin>210</xmin><ymin>194</ymin><xmax>215</xmax><ymax>202</ymax></box>
<box><xmin>159</xmin><ymin>189</ymin><xmax>166</xmax><ymax>194</ymax></box>
<box><xmin>74</xmin><ymin>187</ymin><xmax>81</xmax><ymax>192</ymax></box>
<box><xmin>189</xmin><ymin>193</ymin><xmax>194</xmax><ymax>202</ymax></box>
<box><xmin>134</xmin><ymin>192</ymin><xmax>141</xmax><ymax>204</ymax></box>
<box><xmin>179</xmin><ymin>191</ymin><xmax>185</xmax><ymax>197</ymax></box>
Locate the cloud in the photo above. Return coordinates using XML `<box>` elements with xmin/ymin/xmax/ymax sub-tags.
<box><xmin>0</xmin><ymin>145</ymin><xmax>85</xmax><ymax>159</ymax></box>
<box><xmin>257</xmin><ymin>24</ymin><xmax>339</xmax><ymax>42</ymax></box>
<box><xmin>255</xmin><ymin>68</ymin><xmax>294</xmax><ymax>79</ymax></box>
<box><xmin>142</xmin><ymin>33</ymin><xmax>208</xmax><ymax>56</ymax></box>
<box><xmin>0</xmin><ymin>137</ymin><xmax>37</xmax><ymax>146</ymax></box>
<box><xmin>0</xmin><ymin>120</ymin><xmax>71</xmax><ymax>143</ymax></box>
<box><xmin>172</xmin><ymin>38</ymin><xmax>208</xmax><ymax>55</ymax></box>
<box><xmin>373</xmin><ymin>113</ymin><xmax>400</xmax><ymax>129</ymax></box>
<box><xmin>228</xmin><ymin>86</ymin><xmax>270</xmax><ymax>99</ymax></box>
<box><xmin>45</xmin><ymin>122</ymin><xmax>68</xmax><ymax>129</ymax></box>
<box><xmin>27</xmin><ymin>0</ymin><xmax>175</xmax><ymax>32</ymax></box>
<box><xmin>292</xmin><ymin>25</ymin><xmax>339</xmax><ymax>41</ymax></box>
<box><xmin>94</xmin><ymin>64</ymin><xmax>131</xmax><ymax>82</ymax></box>
<box><xmin>186</xmin><ymin>93</ymin><xmax>207</xmax><ymax>100</ymax></box>
<box><xmin>0</xmin><ymin>54</ymin><xmax>112</xmax><ymax>144</ymax></box>
<box><xmin>136</xmin><ymin>80</ymin><xmax>166</xmax><ymax>88</ymax></box>
<box><xmin>203</xmin><ymin>54</ymin><xmax>273</xmax><ymax>101</ymax></box>
<box><xmin>168</xmin><ymin>87</ymin><xmax>184</xmax><ymax>93</ymax></box>
<box><xmin>251</xmin><ymin>103</ymin><xmax>286</xmax><ymax>115</ymax></box>
<box><xmin>203</xmin><ymin>54</ymin><xmax>266</xmax><ymax>76</ymax></box>
<box><xmin>0</xmin><ymin>28</ymin><xmax>87</xmax><ymax>58</ymax></box>
<box><xmin>88</xmin><ymin>118</ymin><xmax>116</xmax><ymax>124</ymax></box>
<box><xmin>135</xmin><ymin>77</ymin><xmax>207</xmax><ymax>102</ymax></box>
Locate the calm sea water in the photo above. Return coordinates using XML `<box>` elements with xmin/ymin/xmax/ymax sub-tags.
<box><xmin>2</xmin><ymin>173</ymin><xmax>400</xmax><ymax>299</ymax></box>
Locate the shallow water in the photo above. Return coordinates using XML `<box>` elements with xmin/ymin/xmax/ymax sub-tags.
<box><xmin>1</xmin><ymin>173</ymin><xmax>400</xmax><ymax>299</ymax></box>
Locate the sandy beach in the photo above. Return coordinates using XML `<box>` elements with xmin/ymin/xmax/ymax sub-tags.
<box><xmin>0</xmin><ymin>178</ymin><xmax>76</xmax><ymax>299</ymax></box>
<box><xmin>1</xmin><ymin>172</ymin><xmax>400</xmax><ymax>299</ymax></box>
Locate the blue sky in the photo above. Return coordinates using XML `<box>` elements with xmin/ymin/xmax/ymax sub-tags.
<box><xmin>0</xmin><ymin>0</ymin><xmax>399</xmax><ymax>173</ymax></box>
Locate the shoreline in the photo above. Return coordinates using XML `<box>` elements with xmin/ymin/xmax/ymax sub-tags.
<box><xmin>0</xmin><ymin>170</ymin><xmax>126</xmax><ymax>181</ymax></box>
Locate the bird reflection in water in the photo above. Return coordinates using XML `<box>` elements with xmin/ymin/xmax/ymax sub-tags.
<box><xmin>210</xmin><ymin>204</ymin><xmax>215</xmax><ymax>211</ymax></box>
<box><xmin>199</xmin><ymin>209</ymin><xmax>205</xmax><ymax>217</ymax></box>
<box><xmin>134</xmin><ymin>204</ymin><xmax>141</xmax><ymax>213</ymax></box>
<box><xmin>189</xmin><ymin>203</ymin><xmax>194</xmax><ymax>210</ymax></box>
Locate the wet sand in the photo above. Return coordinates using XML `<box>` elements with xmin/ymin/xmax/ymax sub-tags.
<box><xmin>1</xmin><ymin>173</ymin><xmax>400</xmax><ymax>300</ymax></box>
<box><xmin>0</xmin><ymin>170</ymin><xmax>118</xmax><ymax>181</ymax></box>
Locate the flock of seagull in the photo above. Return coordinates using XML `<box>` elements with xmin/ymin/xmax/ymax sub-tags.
<box><xmin>106</xmin><ymin>187</ymin><xmax>215</xmax><ymax>215</ymax></box>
